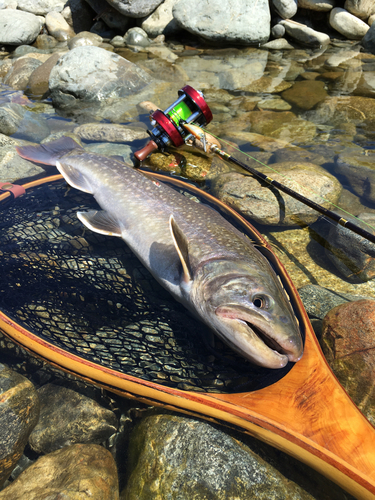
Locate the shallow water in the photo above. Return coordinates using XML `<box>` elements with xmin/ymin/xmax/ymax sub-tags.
<box><xmin>1</xmin><ymin>36</ymin><xmax>375</xmax><ymax>497</ymax></box>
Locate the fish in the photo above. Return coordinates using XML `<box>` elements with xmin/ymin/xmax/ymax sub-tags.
<box><xmin>17</xmin><ymin>137</ymin><xmax>303</xmax><ymax>369</ymax></box>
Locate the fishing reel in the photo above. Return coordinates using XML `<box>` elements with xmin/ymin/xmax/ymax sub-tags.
<box><xmin>134</xmin><ymin>85</ymin><xmax>213</xmax><ymax>161</ymax></box>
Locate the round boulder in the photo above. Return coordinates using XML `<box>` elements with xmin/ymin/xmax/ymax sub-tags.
<box><xmin>0</xmin><ymin>10</ymin><xmax>42</xmax><ymax>46</ymax></box>
<box><xmin>48</xmin><ymin>46</ymin><xmax>152</xmax><ymax>109</ymax></box>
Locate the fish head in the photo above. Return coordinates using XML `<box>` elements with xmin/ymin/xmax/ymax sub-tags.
<box><xmin>189</xmin><ymin>260</ymin><xmax>303</xmax><ymax>369</ymax></box>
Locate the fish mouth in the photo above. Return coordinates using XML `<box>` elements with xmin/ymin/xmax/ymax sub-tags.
<box><xmin>215</xmin><ymin>306</ymin><xmax>303</xmax><ymax>368</ymax></box>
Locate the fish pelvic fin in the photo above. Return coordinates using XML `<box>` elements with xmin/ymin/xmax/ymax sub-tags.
<box><xmin>56</xmin><ymin>160</ymin><xmax>93</xmax><ymax>194</ymax></box>
<box><xmin>169</xmin><ymin>215</ymin><xmax>193</xmax><ymax>283</ymax></box>
<box><xmin>16</xmin><ymin>137</ymin><xmax>83</xmax><ymax>166</ymax></box>
<box><xmin>77</xmin><ymin>210</ymin><xmax>122</xmax><ymax>237</ymax></box>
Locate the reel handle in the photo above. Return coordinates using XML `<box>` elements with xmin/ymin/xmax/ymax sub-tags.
<box><xmin>134</xmin><ymin>140</ymin><xmax>159</xmax><ymax>162</ymax></box>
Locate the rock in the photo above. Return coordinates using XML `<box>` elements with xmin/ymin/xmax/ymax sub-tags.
<box><xmin>0</xmin><ymin>444</ymin><xmax>119</xmax><ymax>500</ymax></box>
<box><xmin>329</xmin><ymin>7</ymin><xmax>370</xmax><ymax>40</ymax></box>
<box><xmin>298</xmin><ymin>284</ymin><xmax>374</xmax><ymax>320</ymax></box>
<box><xmin>17</xmin><ymin>0</ymin><xmax>65</xmax><ymax>15</ymax></box>
<box><xmin>297</xmin><ymin>0</ymin><xmax>335</xmax><ymax>10</ymax></box>
<box><xmin>85</xmin><ymin>0</ymin><xmax>130</xmax><ymax>31</ymax></box>
<box><xmin>67</xmin><ymin>31</ymin><xmax>103</xmax><ymax>49</ymax></box>
<box><xmin>85</xmin><ymin>141</ymin><xmax>134</xmax><ymax>163</ymax></box>
<box><xmin>141</xmin><ymin>0</ymin><xmax>181</xmax><ymax>37</ymax></box>
<box><xmin>272</xmin><ymin>0</ymin><xmax>298</xmax><ymax>19</ymax></box>
<box><xmin>65</xmin><ymin>0</ymin><xmax>96</xmax><ymax>33</ymax></box>
<box><xmin>0</xmin><ymin>10</ymin><xmax>42</xmax><ymax>46</ymax></box>
<box><xmin>280</xmin><ymin>19</ymin><xmax>330</xmax><ymax>46</ymax></box>
<box><xmin>321</xmin><ymin>300</ymin><xmax>375</xmax><ymax>426</ymax></box>
<box><xmin>110</xmin><ymin>35</ymin><xmax>126</xmax><ymax>48</ymax></box>
<box><xmin>257</xmin><ymin>97</ymin><xmax>292</xmax><ymax>110</ymax></box>
<box><xmin>210</xmin><ymin>161</ymin><xmax>341</xmax><ymax>226</ymax></box>
<box><xmin>122</xmin><ymin>413</ymin><xmax>313</xmax><ymax>500</ymax></box>
<box><xmin>106</xmin><ymin>0</ymin><xmax>164</xmax><ymax>17</ymax></box>
<box><xmin>45</xmin><ymin>11</ymin><xmax>75</xmax><ymax>41</ymax></box>
<box><xmin>334</xmin><ymin>148</ymin><xmax>375</xmax><ymax>204</ymax></box>
<box><xmin>0</xmin><ymin>103</ymin><xmax>26</xmax><ymax>136</ymax></box>
<box><xmin>173</xmin><ymin>0</ymin><xmax>271</xmax><ymax>45</ymax></box>
<box><xmin>73</xmin><ymin>122</ymin><xmax>149</xmax><ymax>142</ymax></box>
<box><xmin>48</xmin><ymin>46</ymin><xmax>152</xmax><ymax>109</ymax></box>
<box><xmin>313</xmin><ymin>95</ymin><xmax>375</xmax><ymax>126</ymax></box>
<box><xmin>344</xmin><ymin>0</ymin><xmax>375</xmax><ymax>19</ymax></box>
<box><xmin>146</xmin><ymin>148</ymin><xmax>213</xmax><ymax>181</ymax></box>
<box><xmin>0</xmin><ymin>59</ymin><xmax>12</xmax><ymax>80</ymax></box>
<box><xmin>34</xmin><ymin>33</ymin><xmax>58</xmax><ymax>50</ymax></box>
<box><xmin>221</xmin><ymin>130</ymin><xmax>295</xmax><ymax>152</ymax></box>
<box><xmin>362</xmin><ymin>22</ymin><xmax>375</xmax><ymax>54</ymax></box>
<box><xmin>3</xmin><ymin>57</ymin><xmax>43</xmax><ymax>91</ymax></box>
<box><xmin>0</xmin><ymin>141</ymin><xmax>47</xmax><ymax>182</ymax></box>
<box><xmin>281</xmin><ymin>80</ymin><xmax>327</xmax><ymax>110</ymax></box>
<box><xmin>325</xmin><ymin>212</ymin><xmax>375</xmax><ymax>282</ymax></box>
<box><xmin>124</xmin><ymin>27</ymin><xmax>151</xmax><ymax>47</ymax></box>
<box><xmin>262</xmin><ymin>38</ymin><xmax>295</xmax><ymax>49</ymax></box>
<box><xmin>0</xmin><ymin>0</ymin><xmax>17</xmax><ymax>7</ymax></box>
<box><xmin>28</xmin><ymin>52</ymin><xmax>62</xmax><ymax>98</ymax></box>
<box><xmin>0</xmin><ymin>364</ymin><xmax>40</xmax><ymax>488</ymax></box>
<box><xmin>271</xmin><ymin>23</ymin><xmax>286</xmax><ymax>38</ymax></box>
<box><xmin>28</xmin><ymin>384</ymin><xmax>118</xmax><ymax>454</ymax></box>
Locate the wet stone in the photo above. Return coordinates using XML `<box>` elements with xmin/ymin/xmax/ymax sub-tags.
<box><xmin>0</xmin><ymin>444</ymin><xmax>119</xmax><ymax>500</ymax></box>
<box><xmin>210</xmin><ymin>162</ymin><xmax>341</xmax><ymax>226</ymax></box>
<box><xmin>28</xmin><ymin>384</ymin><xmax>118</xmax><ymax>454</ymax></box>
<box><xmin>74</xmin><ymin>123</ymin><xmax>149</xmax><ymax>143</ymax></box>
<box><xmin>282</xmin><ymin>80</ymin><xmax>328</xmax><ymax>110</ymax></box>
<box><xmin>325</xmin><ymin>212</ymin><xmax>375</xmax><ymax>282</ymax></box>
<box><xmin>122</xmin><ymin>413</ymin><xmax>314</xmax><ymax>499</ymax></box>
<box><xmin>145</xmin><ymin>149</ymin><xmax>212</xmax><ymax>181</ymax></box>
<box><xmin>334</xmin><ymin>148</ymin><xmax>375</xmax><ymax>204</ymax></box>
<box><xmin>0</xmin><ymin>364</ymin><xmax>40</xmax><ymax>488</ymax></box>
<box><xmin>321</xmin><ymin>300</ymin><xmax>375</xmax><ymax>426</ymax></box>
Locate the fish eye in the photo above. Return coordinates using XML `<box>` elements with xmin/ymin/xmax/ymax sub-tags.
<box><xmin>252</xmin><ymin>294</ymin><xmax>272</xmax><ymax>309</ymax></box>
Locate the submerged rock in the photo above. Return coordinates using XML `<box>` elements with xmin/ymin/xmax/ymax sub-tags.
<box><xmin>334</xmin><ymin>148</ymin><xmax>375</xmax><ymax>204</ymax></box>
<box><xmin>0</xmin><ymin>444</ymin><xmax>119</xmax><ymax>500</ymax></box>
<box><xmin>325</xmin><ymin>212</ymin><xmax>375</xmax><ymax>282</ymax></box>
<box><xmin>321</xmin><ymin>300</ymin><xmax>375</xmax><ymax>426</ymax></box>
<box><xmin>3</xmin><ymin>57</ymin><xmax>43</xmax><ymax>91</ymax></box>
<box><xmin>28</xmin><ymin>384</ymin><xmax>118</xmax><ymax>454</ymax></box>
<box><xmin>73</xmin><ymin>122</ymin><xmax>148</xmax><ymax>143</ymax></box>
<box><xmin>281</xmin><ymin>80</ymin><xmax>327</xmax><ymax>110</ymax></box>
<box><xmin>0</xmin><ymin>364</ymin><xmax>39</xmax><ymax>488</ymax></box>
<box><xmin>210</xmin><ymin>161</ymin><xmax>341</xmax><ymax>226</ymax></box>
<box><xmin>122</xmin><ymin>413</ymin><xmax>314</xmax><ymax>499</ymax></box>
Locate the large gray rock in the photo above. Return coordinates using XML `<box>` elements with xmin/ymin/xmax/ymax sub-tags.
<box><xmin>173</xmin><ymin>0</ymin><xmax>271</xmax><ymax>45</ymax></box>
<box><xmin>106</xmin><ymin>0</ymin><xmax>164</xmax><ymax>17</ymax></box>
<box><xmin>0</xmin><ymin>10</ymin><xmax>42</xmax><ymax>46</ymax></box>
<box><xmin>122</xmin><ymin>413</ymin><xmax>314</xmax><ymax>500</ymax></box>
<box><xmin>17</xmin><ymin>0</ymin><xmax>65</xmax><ymax>15</ymax></box>
<box><xmin>48</xmin><ymin>46</ymin><xmax>152</xmax><ymax>109</ymax></box>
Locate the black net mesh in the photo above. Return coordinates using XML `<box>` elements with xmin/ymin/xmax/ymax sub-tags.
<box><xmin>0</xmin><ymin>179</ymin><xmax>294</xmax><ymax>393</ymax></box>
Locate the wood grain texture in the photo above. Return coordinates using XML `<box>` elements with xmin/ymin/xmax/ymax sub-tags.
<box><xmin>1</xmin><ymin>174</ymin><xmax>375</xmax><ymax>499</ymax></box>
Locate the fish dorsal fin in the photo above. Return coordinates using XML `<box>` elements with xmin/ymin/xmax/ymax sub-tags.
<box><xmin>56</xmin><ymin>160</ymin><xmax>93</xmax><ymax>194</ymax></box>
<box><xmin>77</xmin><ymin>210</ymin><xmax>122</xmax><ymax>237</ymax></box>
<box><xmin>169</xmin><ymin>215</ymin><xmax>192</xmax><ymax>283</ymax></box>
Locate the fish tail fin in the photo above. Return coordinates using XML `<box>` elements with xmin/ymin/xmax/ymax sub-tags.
<box><xmin>16</xmin><ymin>136</ymin><xmax>83</xmax><ymax>166</ymax></box>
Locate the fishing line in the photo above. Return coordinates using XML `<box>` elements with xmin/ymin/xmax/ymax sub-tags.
<box><xmin>201</xmin><ymin>127</ymin><xmax>375</xmax><ymax>237</ymax></box>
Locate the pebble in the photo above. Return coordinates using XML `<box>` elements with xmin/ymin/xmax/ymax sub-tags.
<box><xmin>272</xmin><ymin>0</ymin><xmax>298</xmax><ymax>19</ymax></box>
<box><xmin>297</xmin><ymin>0</ymin><xmax>335</xmax><ymax>11</ymax></box>
<box><xmin>280</xmin><ymin>19</ymin><xmax>330</xmax><ymax>46</ymax></box>
<box><xmin>141</xmin><ymin>0</ymin><xmax>181</xmax><ymax>37</ymax></box>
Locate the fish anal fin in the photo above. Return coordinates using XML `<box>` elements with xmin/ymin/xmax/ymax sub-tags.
<box><xmin>77</xmin><ymin>210</ymin><xmax>122</xmax><ymax>237</ymax></box>
<box><xmin>169</xmin><ymin>215</ymin><xmax>192</xmax><ymax>283</ymax></box>
<box><xmin>56</xmin><ymin>160</ymin><xmax>93</xmax><ymax>194</ymax></box>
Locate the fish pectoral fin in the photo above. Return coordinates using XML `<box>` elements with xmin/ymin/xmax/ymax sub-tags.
<box><xmin>77</xmin><ymin>210</ymin><xmax>122</xmax><ymax>237</ymax></box>
<box><xmin>56</xmin><ymin>160</ymin><xmax>93</xmax><ymax>194</ymax></box>
<box><xmin>169</xmin><ymin>215</ymin><xmax>192</xmax><ymax>283</ymax></box>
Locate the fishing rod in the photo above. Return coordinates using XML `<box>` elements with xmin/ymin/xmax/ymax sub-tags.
<box><xmin>134</xmin><ymin>85</ymin><xmax>375</xmax><ymax>245</ymax></box>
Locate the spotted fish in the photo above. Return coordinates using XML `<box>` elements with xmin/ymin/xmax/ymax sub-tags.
<box><xmin>17</xmin><ymin>137</ymin><xmax>303</xmax><ymax>368</ymax></box>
